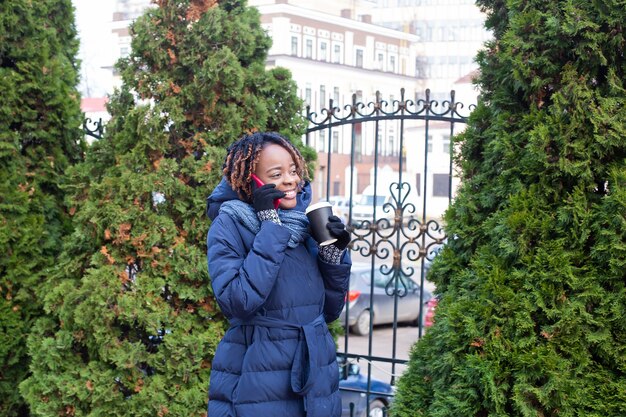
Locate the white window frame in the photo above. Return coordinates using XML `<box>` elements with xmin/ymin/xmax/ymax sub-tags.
<box><xmin>332</xmin><ymin>42</ymin><xmax>343</xmax><ymax>64</ymax></box>
<box><xmin>305</xmin><ymin>83</ymin><xmax>312</xmax><ymax>106</ymax></box>
<box><xmin>389</xmin><ymin>54</ymin><xmax>397</xmax><ymax>73</ymax></box>
<box><xmin>376</xmin><ymin>51</ymin><xmax>385</xmax><ymax>71</ymax></box>
<box><xmin>319</xmin><ymin>40</ymin><xmax>328</xmax><ymax>62</ymax></box>
<box><xmin>304</xmin><ymin>36</ymin><xmax>314</xmax><ymax>59</ymax></box>
<box><xmin>355</xmin><ymin>48</ymin><xmax>364</xmax><ymax>68</ymax></box>
<box><xmin>332</xmin><ymin>131</ymin><xmax>339</xmax><ymax>153</ymax></box>
<box><xmin>318</xmin><ymin>130</ymin><xmax>326</xmax><ymax>152</ymax></box>
<box><xmin>291</xmin><ymin>35</ymin><xmax>299</xmax><ymax>56</ymax></box>
<box><xmin>443</xmin><ymin>135</ymin><xmax>451</xmax><ymax>154</ymax></box>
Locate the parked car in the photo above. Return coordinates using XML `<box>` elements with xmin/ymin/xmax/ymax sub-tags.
<box><xmin>338</xmin><ymin>357</ymin><xmax>394</xmax><ymax>417</ymax></box>
<box><xmin>424</xmin><ymin>296</ymin><xmax>439</xmax><ymax>328</ymax></box>
<box><xmin>322</xmin><ymin>195</ymin><xmax>351</xmax><ymax>223</ymax></box>
<box><xmin>350</xmin><ymin>185</ymin><xmax>420</xmax><ymax>226</ymax></box>
<box><xmin>419</xmin><ymin>257</ymin><xmax>437</xmax><ymax>330</ymax></box>
<box><xmin>339</xmin><ymin>263</ymin><xmax>433</xmax><ymax>335</ymax></box>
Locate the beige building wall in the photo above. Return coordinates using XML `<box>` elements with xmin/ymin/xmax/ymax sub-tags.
<box><xmin>255</xmin><ymin>2</ymin><xmax>426</xmax><ymax>202</ymax></box>
<box><xmin>107</xmin><ymin>0</ymin><xmax>484</xmax><ymax>213</ymax></box>
<box><xmin>367</xmin><ymin>0</ymin><xmax>490</xmax><ymax>105</ymax></box>
<box><xmin>248</xmin><ymin>0</ymin><xmax>377</xmax><ymax>17</ymax></box>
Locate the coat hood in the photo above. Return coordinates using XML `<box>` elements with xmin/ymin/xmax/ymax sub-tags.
<box><xmin>206</xmin><ymin>177</ymin><xmax>313</xmax><ymax>221</ymax></box>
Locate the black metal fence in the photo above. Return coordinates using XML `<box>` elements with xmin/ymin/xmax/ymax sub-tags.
<box><xmin>306</xmin><ymin>88</ymin><xmax>473</xmax><ymax>416</ymax></box>
<box><xmin>81</xmin><ymin>87</ymin><xmax>473</xmax><ymax>416</ymax></box>
<box><xmin>83</xmin><ymin>117</ymin><xmax>105</xmax><ymax>140</ymax></box>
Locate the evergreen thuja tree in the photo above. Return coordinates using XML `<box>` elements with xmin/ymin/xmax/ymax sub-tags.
<box><xmin>394</xmin><ymin>1</ymin><xmax>626</xmax><ymax>416</ymax></box>
<box><xmin>21</xmin><ymin>1</ymin><xmax>308</xmax><ymax>416</ymax></box>
<box><xmin>0</xmin><ymin>1</ymin><xmax>84</xmax><ymax>415</ymax></box>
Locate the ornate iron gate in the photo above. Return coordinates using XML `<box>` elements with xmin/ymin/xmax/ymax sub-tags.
<box><xmin>305</xmin><ymin>88</ymin><xmax>472</xmax><ymax>416</ymax></box>
<box><xmin>81</xmin><ymin>87</ymin><xmax>472</xmax><ymax>416</ymax></box>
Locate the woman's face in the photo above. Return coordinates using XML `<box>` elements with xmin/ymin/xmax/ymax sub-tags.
<box><xmin>254</xmin><ymin>143</ymin><xmax>300</xmax><ymax>210</ymax></box>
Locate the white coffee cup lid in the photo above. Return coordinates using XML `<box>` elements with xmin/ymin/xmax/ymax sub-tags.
<box><xmin>305</xmin><ymin>201</ymin><xmax>332</xmax><ymax>214</ymax></box>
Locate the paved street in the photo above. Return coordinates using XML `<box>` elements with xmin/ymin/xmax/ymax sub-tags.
<box><xmin>337</xmin><ymin>324</ymin><xmax>426</xmax><ymax>384</ymax></box>
<box><xmin>336</xmin><ymin>220</ymin><xmax>440</xmax><ymax>384</ymax></box>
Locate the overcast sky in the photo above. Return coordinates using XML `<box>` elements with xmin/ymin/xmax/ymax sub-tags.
<box><xmin>73</xmin><ymin>0</ymin><xmax>116</xmax><ymax>97</ymax></box>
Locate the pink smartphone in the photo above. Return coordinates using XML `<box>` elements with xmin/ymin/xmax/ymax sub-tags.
<box><xmin>250</xmin><ymin>173</ymin><xmax>281</xmax><ymax>209</ymax></box>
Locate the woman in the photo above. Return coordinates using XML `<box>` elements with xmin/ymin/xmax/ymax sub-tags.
<box><xmin>206</xmin><ymin>132</ymin><xmax>351</xmax><ymax>417</ymax></box>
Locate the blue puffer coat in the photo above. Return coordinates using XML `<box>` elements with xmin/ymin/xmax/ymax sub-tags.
<box><xmin>206</xmin><ymin>178</ymin><xmax>351</xmax><ymax>417</ymax></box>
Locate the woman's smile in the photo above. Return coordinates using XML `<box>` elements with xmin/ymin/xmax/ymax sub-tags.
<box><xmin>281</xmin><ymin>189</ymin><xmax>297</xmax><ymax>199</ymax></box>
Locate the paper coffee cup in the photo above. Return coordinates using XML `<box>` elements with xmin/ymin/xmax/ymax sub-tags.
<box><xmin>305</xmin><ymin>201</ymin><xmax>337</xmax><ymax>246</ymax></box>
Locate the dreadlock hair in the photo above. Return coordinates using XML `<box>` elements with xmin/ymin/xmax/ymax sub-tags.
<box><xmin>223</xmin><ymin>132</ymin><xmax>309</xmax><ymax>202</ymax></box>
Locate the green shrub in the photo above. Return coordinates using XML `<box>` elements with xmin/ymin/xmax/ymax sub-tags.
<box><xmin>394</xmin><ymin>1</ymin><xmax>626</xmax><ymax>416</ymax></box>
<box><xmin>0</xmin><ymin>1</ymin><xmax>84</xmax><ymax>415</ymax></box>
<box><xmin>20</xmin><ymin>1</ymin><xmax>308</xmax><ymax>415</ymax></box>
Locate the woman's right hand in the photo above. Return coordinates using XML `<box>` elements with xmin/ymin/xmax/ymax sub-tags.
<box><xmin>252</xmin><ymin>183</ymin><xmax>286</xmax><ymax>212</ymax></box>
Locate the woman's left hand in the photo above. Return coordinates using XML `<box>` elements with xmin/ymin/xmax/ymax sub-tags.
<box><xmin>326</xmin><ymin>215</ymin><xmax>350</xmax><ymax>250</ymax></box>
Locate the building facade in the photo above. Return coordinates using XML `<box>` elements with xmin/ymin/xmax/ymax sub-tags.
<box><xmin>107</xmin><ymin>0</ymin><xmax>488</xmax><ymax>211</ymax></box>
<box><xmin>368</xmin><ymin>0</ymin><xmax>491</xmax><ymax>103</ymax></box>
<box><xmin>254</xmin><ymin>2</ymin><xmax>426</xmax><ymax>199</ymax></box>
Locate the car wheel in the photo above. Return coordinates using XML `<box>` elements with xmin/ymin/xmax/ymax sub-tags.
<box><xmin>367</xmin><ymin>399</ymin><xmax>386</xmax><ymax>417</ymax></box>
<box><xmin>351</xmin><ymin>310</ymin><xmax>371</xmax><ymax>336</ymax></box>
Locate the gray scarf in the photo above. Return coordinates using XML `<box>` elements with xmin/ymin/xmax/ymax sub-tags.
<box><xmin>219</xmin><ymin>200</ymin><xmax>310</xmax><ymax>248</ymax></box>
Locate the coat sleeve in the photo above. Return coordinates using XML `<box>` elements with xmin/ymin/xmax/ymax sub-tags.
<box><xmin>207</xmin><ymin>215</ymin><xmax>292</xmax><ymax>320</ymax></box>
<box><xmin>307</xmin><ymin>239</ymin><xmax>351</xmax><ymax>322</ymax></box>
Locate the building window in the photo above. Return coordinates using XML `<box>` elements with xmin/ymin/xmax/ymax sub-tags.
<box><xmin>319</xmin><ymin>41</ymin><xmax>328</xmax><ymax>61</ymax></box>
<box><xmin>354</xmin><ymin>123</ymin><xmax>362</xmax><ymax>156</ymax></box>
<box><xmin>389</xmin><ymin>55</ymin><xmax>396</xmax><ymax>73</ymax></box>
<box><xmin>436</xmin><ymin>27</ymin><xmax>444</xmax><ymax>42</ymax></box>
<box><xmin>388</xmin><ymin>136</ymin><xmax>394</xmax><ymax>156</ymax></box>
<box><xmin>333</xmin><ymin>87</ymin><xmax>340</xmax><ymax>105</ymax></box>
<box><xmin>355</xmin><ymin>90</ymin><xmax>363</xmax><ymax>155</ymax></box>
<box><xmin>443</xmin><ymin>135</ymin><xmax>451</xmax><ymax>154</ymax></box>
<box><xmin>377</xmin><ymin>52</ymin><xmax>384</xmax><ymax>70</ymax></box>
<box><xmin>355</xmin><ymin>49</ymin><xmax>364</xmax><ymax>68</ymax></box>
<box><xmin>318</xmin><ymin>130</ymin><xmax>326</xmax><ymax>152</ymax></box>
<box><xmin>415</xmin><ymin>57</ymin><xmax>427</xmax><ymax>79</ymax></box>
<box><xmin>427</xmin><ymin>135</ymin><xmax>433</xmax><ymax>153</ymax></box>
<box><xmin>291</xmin><ymin>36</ymin><xmax>298</xmax><ymax>56</ymax></box>
<box><xmin>333</xmin><ymin>44</ymin><xmax>342</xmax><ymax>64</ymax></box>
<box><xmin>332</xmin><ymin>131</ymin><xmax>339</xmax><ymax>153</ymax></box>
<box><xmin>320</xmin><ymin>85</ymin><xmax>326</xmax><ymax>108</ymax></box>
<box><xmin>305</xmin><ymin>38</ymin><xmax>313</xmax><ymax>59</ymax></box>
<box><xmin>305</xmin><ymin>84</ymin><xmax>312</xmax><ymax>106</ymax></box>
<box><xmin>433</xmin><ymin>173</ymin><xmax>450</xmax><ymax>197</ymax></box>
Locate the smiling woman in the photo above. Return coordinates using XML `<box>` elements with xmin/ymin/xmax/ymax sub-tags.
<box><xmin>254</xmin><ymin>144</ymin><xmax>301</xmax><ymax>209</ymax></box>
<box><xmin>220</xmin><ymin>132</ymin><xmax>308</xmax><ymax>207</ymax></box>
<box><xmin>205</xmin><ymin>132</ymin><xmax>353</xmax><ymax>417</ymax></box>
